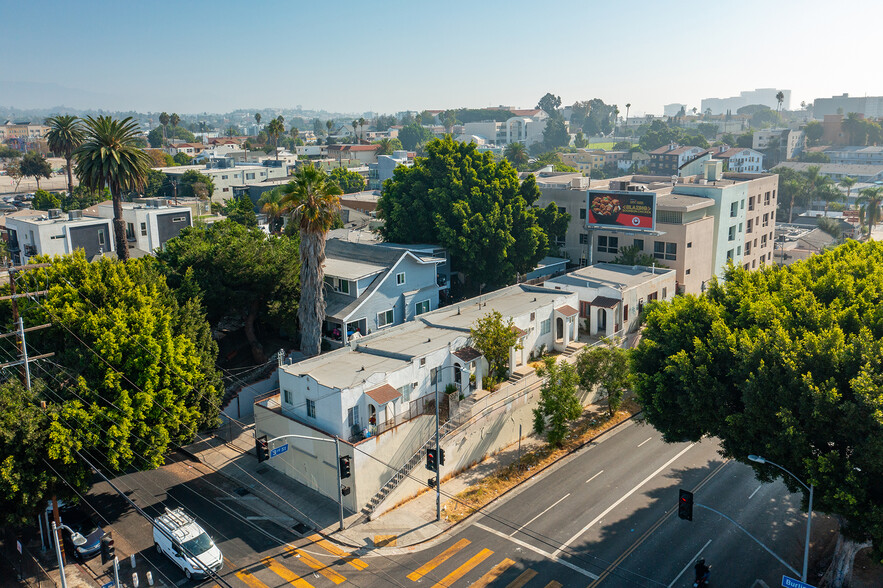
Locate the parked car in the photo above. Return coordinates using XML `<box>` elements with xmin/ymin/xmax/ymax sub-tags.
<box><xmin>153</xmin><ymin>508</ymin><xmax>223</xmax><ymax>580</ymax></box>
<box><xmin>55</xmin><ymin>504</ymin><xmax>106</xmax><ymax>561</ymax></box>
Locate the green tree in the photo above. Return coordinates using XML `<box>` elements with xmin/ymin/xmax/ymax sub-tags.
<box><xmin>639</xmin><ymin>120</ymin><xmax>682</xmax><ymax>151</ymax></box>
<box><xmin>6</xmin><ymin>160</ymin><xmax>24</xmax><ymax>192</ymax></box>
<box><xmin>537</xmin><ymin>93</ymin><xmax>562</xmax><ymax>116</ymax></box>
<box><xmin>776</xmin><ymin>90</ymin><xmax>785</xmax><ymax>120</ymax></box>
<box><xmin>20</xmin><ymin>151</ymin><xmax>52</xmax><ymax>190</ymax></box>
<box><xmin>227</xmin><ymin>194</ymin><xmax>258</xmax><ymax>227</ymax></box>
<box><xmin>178</xmin><ymin>169</ymin><xmax>215</xmax><ymax>199</ymax></box>
<box><xmin>159</xmin><ymin>112</ymin><xmax>170</xmax><ymax>146</ymax></box>
<box><xmin>576</xmin><ymin>341</ymin><xmax>631</xmax><ymax>416</ymax></box>
<box><xmin>798</xmin><ymin>165</ymin><xmax>828</xmax><ymax>223</ymax></box>
<box><xmin>15</xmin><ymin>253</ymin><xmax>223</xmax><ymax>471</ymax></box>
<box><xmin>62</xmin><ymin>185</ymin><xmax>110</xmax><ymax>212</ymax></box>
<box><xmin>574</xmin><ymin>132</ymin><xmax>588</xmax><ymax>149</ymax></box>
<box><xmin>816</xmin><ymin>216</ymin><xmax>843</xmax><ymax>239</ymax></box>
<box><xmin>632</xmin><ymin>242</ymin><xmax>883</xmax><ymax>581</ymax></box>
<box><xmin>398</xmin><ymin>122</ymin><xmax>433</xmax><ymax>151</ymax></box>
<box><xmin>267</xmin><ymin>116</ymin><xmax>285</xmax><ymax>160</ymax></box>
<box><xmin>170</xmin><ymin>113</ymin><xmax>180</xmax><ymax>129</ymax></box>
<box><xmin>157</xmin><ymin>221</ymin><xmax>301</xmax><ymax>362</ymax></box>
<box><xmin>75</xmin><ymin>116</ymin><xmax>152</xmax><ymax>260</ymax></box>
<box><xmin>254</xmin><ymin>112</ymin><xmax>262</xmax><ymax>128</ymax></box>
<box><xmin>329</xmin><ymin>166</ymin><xmax>365</xmax><ymax>193</ymax></box>
<box><xmin>839</xmin><ymin>176</ymin><xmax>857</xmax><ymax>207</ymax></box>
<box><xmin>470</xmin><ymin>310</ymin><xmax>521</xmax><ymax>381</ymax></box>
<box><xmin>32</xmin><ymin>189</ymin><xmax>61</xmax><ymax>210</ymax></box>
<box><xmin>279</xmin><ymin>165</ymin><xmax>343</xmax><ymax>357</ymax></box>
<box><xmin>797</xmin><ymin>151</ymin><xmax>830</xmax><ymax>163</ymax></box>
<box><xmin>148</xmin><ymin>125</ymin><xmax>196</xmax><ymax>148</ymax></box>
<box><xmin>612</xmin><ymin>243</ymin><xmax>660</xmax><ymax>267</ymax></box>
<box><xmin>172</xmin><ymin>152</ymin><xmax>192</xmax><ymax>165</ymax></box>
<box><xmin>0</xmin><ymin>145</ymin><xmax>22</xmax><ymax>160</ymax></box>
<box><xmin>225</xmin><ymin>126</ymin><xmax>239</xmax><ymax>137</ymax></box>
<box><xmin>541</xmin><ymin>114</ymin><xmax>570</xmax><ymax>151</ymax></box>
<box><xmin>856</xmin><ymin>186</ymin><xmax>883</xmax><ymax>235</ymax></box>
<box><xmin>374</xmin><ymin>137</ymin><xmax>403</xmax><ymax>155</ymax></box>
<box><xmin>258</xmin><ymin>188</ymin><xmax>287</xmax><ymax>234</ymax></box>
<box><xmin>45</xmin><ymin>115</ymin><xmax>85</xmax><ymax>196</ymax></box>
<box><xmin>378</xmin><ymin>137</ymin><xmax>552</xmax><ymax>289</ymax></box>
<box><xmin>533</xmin><ymin>357</ymin><xmax>581</xmax><ymax>446</ymax></box>
<box><xmin>804</xmin><ymin>121</ymin><xmax>824</xmax><ymax>146</ymax></box>
<box><xmin>503</xmin><ymin>142</ymin><xmax>529</xmax><ymax>168</ymax></box>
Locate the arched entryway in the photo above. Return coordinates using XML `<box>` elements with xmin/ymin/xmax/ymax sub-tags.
<box><xmin>556</xmin><ymin>317</ymin><xmax>564</xmax><ymax>340</ymax></box>
<box><xmin>368</xmin><ymin>404</ymin><xmax>377</xmax><ymax>426</ymax></box>
<box><xmin>597</xmin><ymin>308</ymin><xmax>607</xmax><ymax>331</ymax></box>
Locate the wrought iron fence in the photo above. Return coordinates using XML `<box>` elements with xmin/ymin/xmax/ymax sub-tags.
<box><xmin>0</xmin><ymin>528</ymin><xmax>57</xmax><ymax>588</ymax></box>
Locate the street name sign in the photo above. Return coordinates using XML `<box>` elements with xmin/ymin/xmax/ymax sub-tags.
<box><xmin>270</xmin><ymin>443</ymin><xmax>289</xmax><ymax>458</ymax></box>
<box><xmin>782</xmin><ymin>575</ymin><xmax>815</xmax><ymax>588</ymax></box>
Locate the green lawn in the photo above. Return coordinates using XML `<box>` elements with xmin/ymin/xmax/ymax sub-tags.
<box><xmin>587</xmin><ymin>142</ymin><xmax>617</xmax><ymax>150</ymax></box>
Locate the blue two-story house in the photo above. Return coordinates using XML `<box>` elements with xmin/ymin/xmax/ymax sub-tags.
<box><xmin>322</xmin><ymin>240</ymin><xmax>443</xmax><ymax>345</ymax></box>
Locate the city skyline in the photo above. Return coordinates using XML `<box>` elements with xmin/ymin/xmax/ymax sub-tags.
<box><xmin>2</xmin><ymin>0</ymin><xmax>882</xmax><ymax>116</ymax></box>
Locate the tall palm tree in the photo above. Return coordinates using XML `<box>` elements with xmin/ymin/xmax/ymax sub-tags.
<box><xmin>839</xmin><ymin>176</ymin><xmax>857</xmax><ymax>208</ymax></box>
<box><xmin>45</xmin><ymin>115</ymin><xmax>85</xmax><ymax>196</ymax></box>
<box><xmin>503</xmin><ymin>142</ymin><xmax>529</xmax><ymax>169</ymax></box>
<box><xmin>375</xmin><ymin>138</ymin><xmax>393</xmax><ymax>156</ymax></box>
<box><xmin>258</xmin><ymin>188</ymin><xmax>287</xmax><ymax>234</ymax></box>
<box><xmin>254</xmin><ymin>112</ymin><xmax>262</xmax><ymax>128</ymax></box>
<box><xmin>857</xmin><ymin>186</ymin><xmax>883</xmax><ymax>236</ymax></box>
<box><xmin>74</xmin><ymin>116</ymin><xmax>152</xmax><ymax>260</ymax></box>
<box><xmin>351</xmin><ymin>119</ymin><xmax>359</xmax><ymax>144</ymax></box>
<box><xmin>776</xmin><ymin>91</ymin><xmax>785</xmax><ymax>121</ymax></box>
<box><xmin>794</xmin><ymin>165</ymin><xmax>823</xmax><ymax>223</ymax></box>
<box><xmin>267</xmin><ymin>116</ymin><xmax>285</xmax><ymax>160</ymax></box>
<box><xmin>358</xmin><ymin>117</ymin><xmax>366</xmax><ymax>143</ymax></box>
<box><xmin>290</xmin><ymin>125</ymin><xmax>299</xmax><ymax>145</ymax></box>
<box><xmin>159</xmin><ymin>112</ymin><xmax>170</xmax><ymax>146</ymax></box>
<box><xmin>170</xmin><ymin>113</ymin><xmax>180</xmax><ymax>129</ymax></box>
<box><xmin>624</xmin><ymin>103</ymin><xmax>631</xmax><ymax>129</ymax></box>
<box><xmin>279</xmin><ymin>165</ymin><xmax>343</xmax><ymax>356</ymax></box>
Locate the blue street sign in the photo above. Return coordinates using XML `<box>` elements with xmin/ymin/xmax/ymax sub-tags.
<box><xmin>101</xmin><ymin>582</ymin><xmax>114</xmax><ymax>588</ymax></box>
<box><xmin>270</xmin><ymin>443</ymin><xmax>289</xmax><ymax>458</ymax></box>
<box><xmin>782</xmin><ymin>575</ymin><xmax>815</xmax><ymax>588</ymax></box>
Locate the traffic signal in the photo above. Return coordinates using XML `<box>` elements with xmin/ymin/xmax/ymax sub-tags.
<box><xmin>439</xmin><ymin>449</ymin><xmax>446</xmax><ymax>467</ymax></box>
<box><xmin>428</xmin><ymin>477</ymin><xmax>436</xmax><ymax>488</ymax></box>
<box><xmin>100</xmin><ymin>533</ymin><xmax>115</xmax><ymax>564</ymax></box>
<box><xmin>426</xmin><ymin>449</ymin><xmax>437</xmax><ymax>471</ymax></box>
<box><xmin>256</xmin><ymin>435</ymin><xmax>270</xmax><ymax>462</ymax></box>
<box><xmin>339</xmin><ymin>456</ymin><xmax>351</xmax><ymax>479</ymax></box>
<box><xmin>341</xmin><ymin>486</ymin><xmax>351</xmax><ymax>496</ymax></box>
<box><xmin>678</xmin><ymin>489</ymin><xmax>694</xmax><ymax>521</ymax></box>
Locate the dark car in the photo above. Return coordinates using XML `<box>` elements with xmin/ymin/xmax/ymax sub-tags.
<box><xmin>59</xmin><ymin>506</ymin><xmax>106</xmax><ymax>560</ymax></box>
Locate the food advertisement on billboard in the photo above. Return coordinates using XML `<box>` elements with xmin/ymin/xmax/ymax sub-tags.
<box><xmin>587</xmin><ymin>190</ymin><xmax>656</xmax><ymax>231</ymax></box>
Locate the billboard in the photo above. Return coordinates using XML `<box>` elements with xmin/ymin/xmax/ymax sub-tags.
<box><xmin>587</xmin><ymin>190</ymin><xmax>656</xmax><ymax>231</ymax></box>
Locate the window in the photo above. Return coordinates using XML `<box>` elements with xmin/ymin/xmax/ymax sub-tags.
<box><xmin>662</xmin><ymin>288</ymin><xmax>667</xmax><ymax>299</ymax></box>
<box><xmin>140</xmin><ymin>222</ymin><xmax>147</xmax><ymax>237</ymax></box>
<box><xmin>686</xmin><ymin>268</ymin><xmax>691</xmax><ymax>275</ymax></box>
<box><xmin>397</xmin><ymin>383</ymin><xmax>413</xmax><ymax>402</ymax></box>
<box><xmin>306</xmin><ymin>398</ymin><xmax>316</xmax><ymax>418</ymax></box>
<box><xmin>747</xmin><ymin>219</ymin><xmax>753</xmax><ymax>233</ymax></box>
<box><xmin>761</xmin><ymin>234</ymin><xmax>768</xmax><ymax>246</ymax></box>
<box><xmin>730</xmin><ymin>202</ymin><xmax>738</xmax><ymax>217</ymax></box>
<box><xmin>737</xmin><ymin>245</ymin><xmax>742</xmax><ymax>255</ymax></box>
<box><xmin>727</xmin><ymin>249</ymin><xmax>734</xmax><ymax>260</ymax></box>
<box><xmin>598</xmin><ymin>236</ymin><xmax>618</xmax><ymax>254</ymax></box>
<box><xmin>430</xmin><ymin>367</ymin><xmax>439</xmax><ymax>386</ymax></box>
<box><xmin>223</xmin><ymin>187</ymin><xmax>230</xmax><ymax>192</ymax></box>
<box><xmin>654</xmin><ymin>241</ymin><xmax>677</xmax><ymax>261</ymax></box>
<box><xmin>246</xmin><ymin>173</ymin><xmax>255</xmax><ymax>180</ymax></box>
<box><xmin>746</xmin><ymin>241</ymin><xmax>752</xmax><ymax>254</ymax></box>
<box><xmin>738</xmin><ymin>223</ymin><xmax>743</xmax><ymax>233</ymax></box>
<box><xmin>530</xmin><ymin>312</ymin><xmax>535</xmax><ymax>321</ymax></box>
<box><xmin>762</xmin><ymin>213</ymin><xmax>769</xmax><ymax>227</ymax></box>
<box><xmin>283</xmin><ymin>389</ymin><xmax>292</xmax><ymax>404</ymax></box>
<box><xmin>126</xmin><ymin>222</ymin><xmax>135</xmax><ymax>239</ymax></box>
<box><xmin>579</xmin><ymin>301</ymin><xmax>590</xmax><ymax>317</ymax></box>
<box><xmin>416</xmin><ymin>299</ymin><xmax>430</xmax><ymax>315</ymax></box>
<box><xmin>378</xmin><ymin>309</ymin><xmax>394</xmax><ymax>327</ymax></box>
<box><xmin>540</xmin><ymin>318</ymin><xmax>551</xmax><ymax>335</ymax></box>
<box><xmin>728</xmin><ymin>226</ymin><xmax>736</xmax><ymax>241</ymax></box>
<box><xmin>579</xmin><ymin>233</ymin><xmax>589</xmax><ymax>245</ymax></box>
<box><xmin>764</xmin><ymin>191</ymin><xmax>771</xmax><ymax>205</ymax></box>
<box><xmin>633</xmin><ymin>239</ymin><xmax>644</xmax><ymax>251</ymax></box>
<box><xmin>686</xmin><ymin>242</ymin><xmax>692</xmax><ymax>248</ymax></box>
<box><xmin>347</xmin><ymin>406</ymin><xmax>360</xmax><ymax>428</ymax></box>
<box><xmin>740</xmin><ymin>199</ymin><xmax>745</xmax><ymax>209</ymax></box>
<box><xmin>98</xmin><ymin>231</ymin><xmax>105</xmax><ymax>246</ymax></box>
<box><xmin>396</xmin><ymin>272</ymin><xmax>406</xmax><ymax>285</ymax></box>
<box><xmin>339</xmin><ymin>280</ymin><xmax>350</xmax><ymax>294</ymax></box>
<box><xmin>579</xmin><ymin>208</ymin><xmax>586</xmax><ymax>220</ymax></box>
<box><xmin>420</xmin><ymin>358</ymin><xmax>426</xmax><ymax>367</ymax></box>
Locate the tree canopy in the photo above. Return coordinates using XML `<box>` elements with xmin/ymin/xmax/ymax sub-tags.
<box><xmin>377</xmin><ymin>137</ymin><xmax>567</xmax><ymax>289</ymax></box>
<box><xmin>32</xmin><ymin>189</ymin><xmax>61</xmax><ymax>210</ymax></box>
<box><xmin>470</xmin><ymin>310</ymin><xmax>521</xmax><ymax>381</ymax></box>
<box><xmin>148</xmin><ymin>125</ymin><xmax>196</xmax><ymax>148</ymax></box>
<box><xmin>20</xmin><ymin>151</ymin><xmax>52</xmax><ymax>189</ymax></box>
<box><xmin>533</xmin><ymin>357</ymin><xmax>582</xmax><ymax>445</ymax></box>
<box><xmin>226</xmin><ymin>194</ymin><xmax>258</xmax><ymax>228</ymax></box>
<box><xmin>398</xmin><ymin>123</ymin><xmax>434</xmax><ymax>151</ymax></box>
<box><xmin>329</xmin><ymin>166</ymin><xmax>366</xmax><ymax>193</ymax></box>
<box><xmin>632</xmin><ymin>241</ymin><xmax>883</xmax><ymax>557</ymax></box>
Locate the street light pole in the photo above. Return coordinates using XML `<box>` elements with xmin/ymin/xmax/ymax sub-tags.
<box><xmin>51</xmin><ymin>522</ymin><xmax>68</xmax><ymax>588</ymax></box>
<box><xmin>433</xmin><ymin>365</ymin><xmax>466</xmax><ymax>522</ymax></box>
<box><xmin>748</xmin><ymin>454</ymin><xmax>814</xmax><ymax>582</ymax></box>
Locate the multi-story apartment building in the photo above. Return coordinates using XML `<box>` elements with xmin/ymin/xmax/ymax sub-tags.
<box><xmin>648</xmin><ymin>144</ymin><xmax>706</xmax><ymax>176</ymax></box>
<box><xmin>701</xmin><ymin>88</ymin><xmax>791</xmax><ymax>115</ymax></box>
<box><xmin>5</xmin><ymin>209</ymin><xmax>114</xmax><ymax>265</ymax></box>
<box><xmin>813</xmin><ymin>93</ymin><xmax>883</xmax><ymax>119</ymax></box>
<box><xmin>0</xmin><ymin>121</ymin><xmax>49</xmax><ymax>142</ymax></box>
<box><xmin>825</xmin><ymin>146</ymin><xmax>883</xmax><ymax>166</ymax></box>
<box><xmin>712</xmin><ymin>147</ymin><xmax>765</xmax><ymax>172</ymax></box>
<box><xmin>462</xmin><ymin>112</ymin><xmax>549</xmax><ymax>148</ymax></box>
<box><xmin>88</xmin><ymin>200</ymin><xmax>193</xmax><ymax>253</ymax></box>
<box><xmin>753</xmin><ymin>128</ymin><xmax>805</xmax><ymax>160</ymax></box>
<box><xmin>156</xmin><ymin>157</ymin><xmax>290</xmax><ymax>202</ymax></box>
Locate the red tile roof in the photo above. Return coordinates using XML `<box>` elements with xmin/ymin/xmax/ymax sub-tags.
<box><xmin>509</xmin><ymin>109</ymin><xmax>543</xmax><ymax>117</ymax></box>
<box><xmin>453</xmin><ymin>346</ymin><xmax>482</xmax><ymax>362</ymax></box>
<box><xmin>591</xmin><ymin>296</ymin><xmax>620</xmax><ymax>309</ymax></box>
<box><xmin>556</xmin><ymin>305</ymin><xmax>579</xmax><ymax>317</ymax></box>
<box><xmin>328</xmin><ymin>144</ymin><xmax>380</xmax><ymax>152</ymax></box>
<box><xmin>365</xmin><ymin>384</ymin><xmax>401</xmax><ymax>405</ymax></box>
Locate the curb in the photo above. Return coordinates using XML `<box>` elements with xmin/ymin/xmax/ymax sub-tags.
<box><xmin>324</xmin><ymin>410</ymin><xmax>643</xmax><ymax>553</ymax></box>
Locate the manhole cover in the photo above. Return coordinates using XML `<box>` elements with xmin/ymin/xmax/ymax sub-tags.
<box><xmin>256</xmin><ymin>467</ymin><xmax>270</xmax><ymax>475</ymax></box>
<box><xmin>292</xmin><ymin>522</ymin><xmax>311</xmax><ymax>535</ymax></box>
<box><xmin>234</xmin><ymin>487</ymin><xmax>250</xmax><ymax>496</ymax></box>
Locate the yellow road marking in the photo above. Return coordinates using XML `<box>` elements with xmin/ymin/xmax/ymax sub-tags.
<box><xmin>308</xmin><ymin>534</ymin><xmax>369</xmax><ymax>570</ymax></box>
<box><xmin>470</xmin><ymin>558</ymin><xmax>516</xmax><ymax>588</ymax></box>
<box><xmin>430</xmin><ymin>548</ymin><xmax>493</xmax><ymax>588</ymax></box>
<box><xmin>261</xmin><ymin>557</ymin><xmax>316</xmax><ymax>588</ymax></box>
<box><xmin>545</xmin><ymin>582</ymin><xmax>563</xmax><ymax>588</ymax></box>
<box><xmin>284</xmin><ymin>546</ymin><xmax>347</xmax><ymax>584</ymax></box>
<box><xmin>235</xmin><ymin>569</ymin><xmax>272</xmax><ymax>588</ymax></box>
<box><xmin>506</xmin><ymin>569</ymin><xmax>538</xmax><ymax>588</ymax></box>
<box><xmin>407</xmin><ymin>538</ymin><xmax>471</xmax><ymax>581</ymax></box>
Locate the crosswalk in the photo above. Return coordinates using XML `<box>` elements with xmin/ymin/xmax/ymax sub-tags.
<box><xmin>223</xmin><ymin>535</ymin><xmax>562</xmax><ymax>588</ymax></box>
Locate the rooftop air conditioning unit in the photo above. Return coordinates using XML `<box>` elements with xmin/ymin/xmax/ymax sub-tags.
<box><xmin>48</xmin><ymin>208</ymin><xmax>62</xmax><ymax>219</ymax></box>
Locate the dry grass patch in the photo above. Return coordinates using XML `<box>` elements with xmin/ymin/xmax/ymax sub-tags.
<box><xmin>443</xmin><ymin>396</ymin><xmax>641</xmax><ymax>523</ymax></box>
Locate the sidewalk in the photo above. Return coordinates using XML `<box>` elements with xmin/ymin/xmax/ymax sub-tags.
<box><xmin>185</xmin><ymin>405</ymin><xmax>614</xmax><ymax>555</ymax></box>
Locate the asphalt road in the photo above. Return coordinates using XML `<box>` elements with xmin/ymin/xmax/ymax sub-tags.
<box><xmin>82</xmin><ymin>419</ymin><xmax>821</xmax><ymax>588</ymax></box>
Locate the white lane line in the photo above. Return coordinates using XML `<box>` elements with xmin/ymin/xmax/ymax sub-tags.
<box><xmin>749</xmin><ymin>484</ymin><xmax>762</xmax><ymax>500</ymax></box>
<box><xmin>668</xmin><ymin>539</ymin><xmax>711</xmax><ymax>587</ymax></box>
<box><xmin>637</xmin><ymin>437</ymin><xmax>653</xmax><ymax>447</ymax></box>
<box><xmin>473</xmin><ymin>522</ymin><xmax>599</xmax><ymax>580</ymax></box>
<box><xmin>585</xmin><ymin>470</ymin><xmax>604</xmax><ymax>484</ymax></box>
<box><xmin>552</xmin><ymin>443</ymin><xmax>695</xmax><ymax>558</ymax></box>
<box><xmin>509</xmin><ymin>493</ymin><xmax>571</xmax><ymax>536</ymax></box>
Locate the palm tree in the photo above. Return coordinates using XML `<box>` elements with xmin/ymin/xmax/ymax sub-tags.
<box><xmin>290</xmin><ymin>125</ymin><xmax>299</xmax><ymax>145</ymax></box>
<box><xmin>358</xmin><ymin>117</ymin><xmax>366</xmax><ymax>143</ymax></box>
<box><xmin>351</xmin><ymin>119</ymin><xmax>359</xmax><ymax>144</ymax></box>
<box><xmin>624</xmin><ymin>103</ymin><xmax>631</xmax><ymax>129</ymax></box>
<box><xmin>74</xmin><ymin>116</ymin><xmax>152</xmax><ymax>261</ymax></box>
<box><xmin>279</xmin><ymin>165</ymin><xmax>343</xmax><ymax>356</ymax></box>
<box><xmin>375</xmin><ymin>138</ymin><xmax>394</xmax><ymax>155</ymax></box>
<box><xmin>326</xmin><ymin>119</ymin><xmax>334</xmax><ymax>137</ymax></box>
<box><xmin>159</xmin><ymin>112</ymin><xmax>170</xmax><ymax>146</ymax></box>
<box><xmin>839</xmin><ymin>176</ymin><xmax>857</xmax><ymax>208</ymax></box>
<box><xmin>857</xmin><ymin>186</ymin><xmax>883</xmax><ymax>236</ymax></box>
<box><xmin>794</xmin><ymin>165</ymin><xmax>823</xmax><ymax>223</ymax></box>
<box><xmin>45</xmin><ymin>115</ymin><xmax>85</xmax><ymax>196</ymax></box>
<box><xmin>817</xmin><ymin>182</ymin><xmax>840</xmax><ymax>217</ymax></box>
<box><xmin>258</xmin><ymin>188</ymin><xmax>287</xmax><ymax>234</ymax></box>
<box><xmin>503</xmin><ymin>142</ymin><xmax>529</xmax><ymax>169</ymax></box>
<box><xmin>776</xmin><ymin>91</ymin><xmax>785</xmax><ymax>121</ymax></box>
<box><xmin>267</xmin><ymin>116</ymin><xmax>285</xmax><ymax>160</ymax></box>
<box><xmin>254</xmin><ymin>112</ymin><xmax>262</xmax><ymax>128</ymax></box>
<box><xmin>170</xmin><ymin>113</ymin><xmax>180</xmax><ymax>129</ymax></box>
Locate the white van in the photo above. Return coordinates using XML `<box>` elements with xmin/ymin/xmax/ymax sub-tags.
<box><xmin>153</xmin><ymin>508</ymin><xmax>223</xmax><ymax>580</ymax></box>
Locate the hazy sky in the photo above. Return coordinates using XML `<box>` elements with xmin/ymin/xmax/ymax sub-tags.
<box><xmin>3</xmin><ymin>0</ymin><xmax>882</xmax><ymax>116</ymax></box>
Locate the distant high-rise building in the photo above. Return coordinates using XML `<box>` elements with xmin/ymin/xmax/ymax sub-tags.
<box><xmin>701</xmin><ymin>89</ymin><xmax>791</xmax><ymax>115</ymax></box>
<box><xmin>812</xmin><ymin>94</ymin><xmax>883</xmax><ymax>119</ymax></box>
<box><xmin>664</xmin><ymin>103</ymin><xmax>687</xmax><ymax>117</ymax></box>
